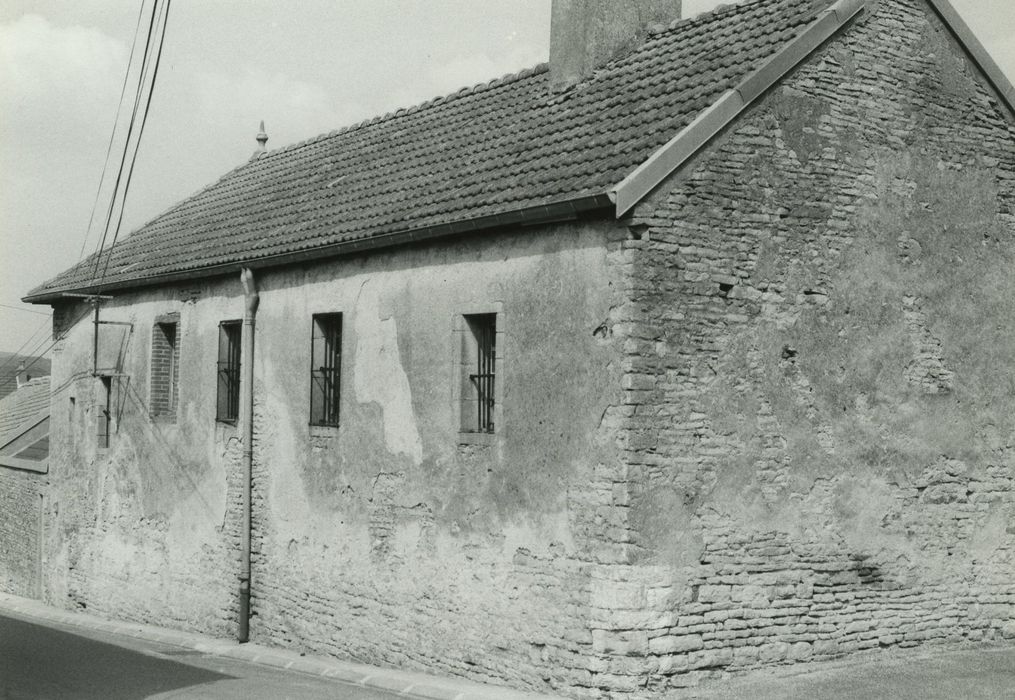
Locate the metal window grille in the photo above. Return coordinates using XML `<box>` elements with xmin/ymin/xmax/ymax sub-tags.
<box><xmin>97</xmin><ymin>376</ymin><xmax>111</xmax><ymax>448</ymax></box>
<box><xmin>216</xmin><ymin>321</ymin><xmax>241</xmax><ymax>423</ymax></box>
<box><xmin>310</xmin><ymin>313</ymin><xmax>342</xmax><ymax>427</ymax></box>
<box><xmin>466</xmin><ymin>314</ymin><xmax>496</xmax><ymax>433</ymax></box>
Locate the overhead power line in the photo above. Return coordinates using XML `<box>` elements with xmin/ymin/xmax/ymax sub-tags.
<box><xmin>0</xmin><ymin>316</ymin><xmax>53</xmax><ymax>377</ymax></box>
<box><xmin>92</xmin><ymin>0</ymin><xmax>163</xmax><ymax>278</ymax></box>
<box><xmin>100</xmin><ymin>0</ymin><xmax>173</xmax><ymax>283</ymax></box>
<box><xmin>0</xmin><ymin>303</ymin><xmax>51</xmax><ymax>317</ymax></box>
<box><xmin>6</xmin><ymin>305</ymin><xmax>96</xmax><ymax>379</ymax></box>
<box><xmin>92</xmin><ymin>0</ymin><xmax>173</xmax><ymax>283</ymax></box>
<box><xmin>77</xmin><ymin>1</ymin><xmax>149</xmax><ymax>264</ymax></box>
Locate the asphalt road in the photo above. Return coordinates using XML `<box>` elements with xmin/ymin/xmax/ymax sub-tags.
<box><xmin>2</xmin><ymin>609</ymin><xmax>1013</xmax><ymax>699</ymax></box>
<box><xmin>0</xmin><ymin>613</ymin><xmax>402</xmax><ymax>700</ymax></box>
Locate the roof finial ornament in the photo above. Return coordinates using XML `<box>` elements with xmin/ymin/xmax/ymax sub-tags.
<box><xmin>252</xmin><ymin>121</ymin><xmax>268</xmax><ymax>160</ymax></box>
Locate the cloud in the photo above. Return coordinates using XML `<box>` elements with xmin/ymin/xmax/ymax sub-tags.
<box><xmin>0</xmin><ymin>14</ymin><xmax>127</xmax><ymax>151</ymax></box>
<box><xmin>109</xmin><ymin>66</ymin><xmax>371</xmax><ymax>236</ymax></box>
<box><xmin>0</xmin><ymin>15</ymin><xmax>130</xmax><ymax>346</ymax></box>
<box><xmin>390</xmin><ymin>43</ymin><xmax>547</xmax><ymax>110</ymax></box>
<box><xmin>192</xmin><ymin>69</ymin><xmax>363</xmax><ymax>147</ymax></box>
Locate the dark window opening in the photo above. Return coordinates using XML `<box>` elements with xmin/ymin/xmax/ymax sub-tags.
<box><xmin>462</xmin><ymin>313</ymin><xmax>496</xmax><ymax>434</ymax></box>
<box><xmin>217</xmin><ymin>321</ymin><xmax>241</xmax><ymax>423</ymax></box>
<box><xmin>97</xmin><ymin>376</ymin><xmax>111</xmax><ymax>449</ymax></box>
<box><xmin>310</xmin><ymin>313</ymin><xmax>342</xmax><ymax>427</ymax></box>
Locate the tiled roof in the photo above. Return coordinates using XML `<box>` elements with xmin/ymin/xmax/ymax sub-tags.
<box><xmin>0</xmin><ymin>354</ymin><xmax>51</xmax><ymax>401</ymax></box>
<box><xmin>28</xmin><ymin>0</ymin><xmax>833</xmax><ymax>300</ymax></box>
<box><xmin>0</xmin><ymin>376</ymin><xmax>50</xmax><ymax>449</ymax></box>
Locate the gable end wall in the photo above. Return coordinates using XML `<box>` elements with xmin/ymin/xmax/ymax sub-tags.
<box><xmin>601</xmin><ymin>0</ymin><xmax>1015</xmax><ymax>692</ymax></box>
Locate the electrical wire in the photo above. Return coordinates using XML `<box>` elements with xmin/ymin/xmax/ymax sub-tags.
<box><xmin>0</xmin><ymin>316</ymin><xmax>53</xmax><ymax>376</ymax></box>
<box><xmin>7</xmin><ymin>3</ymin><xmax>171</xmax><ymax>387</ymax></box>
<box><xmin>99</xmin><ymin>0</ymin><xmax>173</xmax><ymax>284</ymax></box>
<box><xmin>91</xmin><ymin>0</ymin><xmax>163</xmax><ymax>279</ymax></box>
<box><xmin>0</xmin><ymin>303</ymin><xmax>51</xmax><ymax>317</ymax></box>
<box><xmin>77</xmin><ymin>1</ymin><xmax>149</xmax><ymax>263</ymax></box>
<box><xmin>12</xmin><ymin>305</ymin><xmax>96</xmax><ymax>378</ymax></box>
<box><xmin>1</xmin><ymin>333</ymin><xmax>55</xmax><ymax>379</ymax></box>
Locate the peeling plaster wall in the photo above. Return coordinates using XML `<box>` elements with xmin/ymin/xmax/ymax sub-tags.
<box><xmin>44</xmin><ymin>222</ymin><xmax>627</xmax><ymax>695</ymax></box>
<box><xmin>46</xmin><ymin>288</ymin><xmax>243</xmax><ymax>636</ymax></box>
<box><xmin>597</xmin><ymin>0</ymin><xmax>1015</xmax><ymax>693</ymax></box>
<box><xmin>249</xmin><ymin>223</ymin><xmax>625</xmax><ymax>692</ymax></box>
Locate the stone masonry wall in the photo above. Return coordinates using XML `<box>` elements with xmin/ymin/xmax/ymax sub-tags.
<box><xmin>245</xmin><ymin>223</ymin><xmax>628</xmax><ymax>696</ymax></box>
<box><xmin>42</xmin><ymin>223</ymin><xmax>630</xmax><ymax>698</ymax></box>
<box><xmin>0</xmin><ymin>468</ymin><xmax>43</xmax><ymax>598</ymax></box>
<box><xmin>593</xmin><ymin>0</ymin><xmax>1015</xmax><ymax>694</ymax></box>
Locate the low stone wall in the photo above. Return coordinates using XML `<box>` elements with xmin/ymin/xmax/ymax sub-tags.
<box><xmin>0</xmin><ymin>468</ymin><xmax>43</xmax><ymax>598</ymax></box>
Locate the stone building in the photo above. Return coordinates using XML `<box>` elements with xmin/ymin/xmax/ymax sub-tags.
<box><xmin>18</xmin><ymin>0</ymin><xmax>1015</xmax><ymax>695</ymax></box>
<box><xmin>0</xmin><ymin>376</ymin><xmax>50</xmax><ymax>598</ymax></box>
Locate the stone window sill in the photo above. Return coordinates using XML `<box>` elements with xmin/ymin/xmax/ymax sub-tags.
<box><xmin>458</xmin><ymin>430</ymin><xmax>497</xmax><ymax>446</ymax></box>
<box><xmin>309</xmin><ymin>424</ymin><xmax>340</xmax><ymax>438</ymax></box>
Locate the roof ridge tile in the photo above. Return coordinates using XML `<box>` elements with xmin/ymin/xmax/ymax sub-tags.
<box><xmin>257</xmin><ymin>62</ymin><xmax>552</xmax><ymax>162</ymax></box>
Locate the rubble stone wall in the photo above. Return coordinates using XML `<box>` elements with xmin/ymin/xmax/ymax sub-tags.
<box><xmin>0</xmin><ymin>468</ymin><xmax>42</xmax><ymax>598</ymax></box>
<box><xmin>595</xmin><ymin>0</ymin><xmax>1015</xmax><ymax>693</ymax></box>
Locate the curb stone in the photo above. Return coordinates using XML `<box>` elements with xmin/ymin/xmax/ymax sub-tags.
<box><xmin>0</xmin><ymin>592</ymin><xmax>559</xmax><ymax>700</ymax></box>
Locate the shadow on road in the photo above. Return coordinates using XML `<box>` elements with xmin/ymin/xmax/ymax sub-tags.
<box><xmin>1</xmin><ymin>614</ymin><xmax>233</xmax><ymax>699</ymax></box>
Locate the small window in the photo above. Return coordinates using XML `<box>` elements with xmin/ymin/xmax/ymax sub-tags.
<box><xmin>310</xmin><ymin>313</ymin><xmax>342</xmax><ymax>427</ymax></box>
<box><xmin>97</xmin><ymin>376</ymin><xmax>112</xmax><ymax>449</ymax></box>
<box><xmin>217</xmin><ymin>321</ymin><xmax>241</xmax><ymax>423</ymax></box>
<box><xmin>461</xmin><ymin>313</ymin><xmax>496</xmax><ymax>434</ymax></box>
<box><xmin>150</xmin><ymin>317</ymin><xmax>179</xmax><ymax>418</ymax></box>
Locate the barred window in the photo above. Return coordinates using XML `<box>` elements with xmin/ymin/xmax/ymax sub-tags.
<box><xmin>461</xmin><ymin>313</ymin><xmax>496</xmax><ymax>434</ymax></box>
<box><xmin>310</xmin><ymin>313</ymin><xmax>342</xmax><ymax>427</ymax></box>
<box><xmin>216</xmin><ymin>321</ymin><xmax>241</xmax><ymax>423</ymax></box>
<box><xmin>150</xmin><ymin>315</ymin><xmax>179</xmax><ymax>418</ymax></box>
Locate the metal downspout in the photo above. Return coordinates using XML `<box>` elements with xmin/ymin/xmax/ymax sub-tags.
<box><xmin>239</xmin><ymin>268</ymin><xmax>259</xmax><ymax>643</ymax></box>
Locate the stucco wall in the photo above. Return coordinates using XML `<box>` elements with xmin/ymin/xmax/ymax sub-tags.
<box><xmin>596</xmin><ymin>0</ymin><xmax>1015</xmax><ymax>693</ymax></box>
<box><xmin>45</xmin><ymin>221</ymin><xmax>627</xmax><ymax>694</ymax></box>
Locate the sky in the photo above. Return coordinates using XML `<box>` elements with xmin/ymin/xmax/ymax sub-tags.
<box><xmin>0</xmin><ymin>0</ymin><xmax>1012</xmax><ymax>355</ymax></box>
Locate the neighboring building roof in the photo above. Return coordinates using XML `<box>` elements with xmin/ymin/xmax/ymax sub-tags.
<box><xmin>0</xmin><ymin>376</ymin><xmax>50</xmax><ymax>446</ymax></box>
<box><xmin>0</xmin><ymin>376</ymin><xmax>50</xmax><ymax>473</ymax></box>
<box><xmin>24</xmin><ymin>0</ymin><xmax>1015</xmax><ymax>303</ymax></box>
<box><xmin>0</xmin><ymin>353</ymin><xmax>51</xmax><ymax>401</ymax></box>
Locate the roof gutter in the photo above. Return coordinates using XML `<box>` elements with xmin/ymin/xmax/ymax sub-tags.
<box><xmin>610</xmin><ymin>0</ymin><xmax>867</xmax><ymax>217</ymax></box>
<box><xmin>924</xmin><ymin>0</ymin><xmax>1015</xmax><ymax>118</ymax></box>
<box><xmin>23</xmin><ymin>194</ymin><xmax>613</xmax><ymax>304</ymax></box>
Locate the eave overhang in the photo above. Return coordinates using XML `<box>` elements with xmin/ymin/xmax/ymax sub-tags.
<box><xmin>23</xmin><ymin>193</ymin><xmax>614</xmax><ymax>304</ymax></box>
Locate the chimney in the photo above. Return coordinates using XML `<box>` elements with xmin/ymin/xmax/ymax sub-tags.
<box><xmin>251</xmin><ymin>121</ymin><xmax>268</xmax><ymax>160</ymax></box>
<box><xmin>550</xmin><ymin>0</ymin><xmax>682</xmax><ymax>90</ymax></box>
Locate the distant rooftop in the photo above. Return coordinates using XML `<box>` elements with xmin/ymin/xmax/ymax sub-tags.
<box><xmin>0</xmin><ymin>352</ymin><xmax>51</xmax><ymax>402</ymax></box>
<box><xmin>0</xmin><ymin>375</ymin><xmax>50</xmax><ymax>449</ymax></box>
